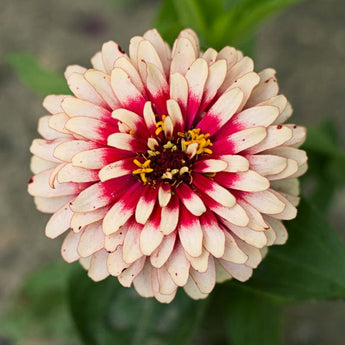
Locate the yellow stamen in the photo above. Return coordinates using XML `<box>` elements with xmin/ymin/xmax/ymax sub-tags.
<box><xmin>183</xmin><ymin>128</ymin><xmax>213</xmax><ymax>155</ymax></box>
<box><xmin>132</xmin><ymin>159</ymin><xmax>153</xmax><ymax>184</ymax></box>
<box><xmin>155</xmin><ymin>115</ymin><xmax>166</xmax><ymax>135</ymax></box>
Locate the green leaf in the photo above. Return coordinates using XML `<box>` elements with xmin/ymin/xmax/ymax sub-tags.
<box><xmin>155</xmin><ymin>0</ymin><xmax>303</xmax><ymax>55</ymax></box>
<box><xmin>0</xmin><ymin>261</ymin><xmax>77</xmax><ymax>343</ymax></box>
<box><xmin>6</xmin><ymin>53</ymin><xmax>70</xmax><ymax>96</ymax></box>
<box><xmin>68</xmin><ymin>265</ymin><xmax>208</xmax><ymax>345</ymax></box>
<box><xmin>227</xmin><ymin>287</ymin><xmax>283</xmax><ymax>345</ymax></box>
<box><xmin>232</xmin><ymin>198</ymin><xmax>345</xmax><ymax>301</ymax></box>
<box><xmin>302</xmin><ymin>120</ymin><xmax>345</xmax><ymax>210</ymax></box>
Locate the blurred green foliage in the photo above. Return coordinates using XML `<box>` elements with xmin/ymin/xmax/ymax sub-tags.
<box><xmin>0</xmin><ymin>261</ymin><xmax>78</xmax><ymax>344</ymax></box>
<box><xmin>6</xmin><ymin>53</ymin><xmax>70</xmax><ymax>96</ymax></box>
<box><xmin>155</xmin><ymin>0</ymin><xmax>303</xmax><ymax>55</ymax></box>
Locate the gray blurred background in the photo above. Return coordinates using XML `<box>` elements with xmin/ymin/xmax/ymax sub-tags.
<box><xmin>0</xmin><ymin>0</ymin><xmax>344</xmax><ymax>344</ymax></box>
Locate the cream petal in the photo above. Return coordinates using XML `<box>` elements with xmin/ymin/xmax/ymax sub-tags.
<box><xmin>78</xmin><ymin>222</ymin><xmax>105</xmax><ymax>257</ymax></box>
<box><xmin>104</xmin><ymin>225</ymin><xmax>128</xmax><ymax>252</ymax></box>
<box><xmin>247</xmin><ymin>154</ymin><xmax>287</xmax><ymax>176</ymax></box>
<box><xmin>45</xmin><ymin>201</ymin><xmax>73</xmax><ymax>238</ymax></box>
<box><xmin>137</xmin><ymin>39</ymin><xmax>165</xmax><ymax>81</ymax></box>
<box><xmin>114</xmin><ymin>56</ymin><xmax>146</xmax><ymax>95</ymax></box>
<box><xmin>166</xmin><ymin>242</ymin><xmax>190</xmax><ymax>286</ymax></box>
<box><xmin>31</xmin><ymin>138</ymin><xmax>67</xmax><ymax>163</ymax></box>
<box><xmin>158</xmin><ymin>183</ymin><xmax>172</xmax><ymax>207</ymax></box>
<box><xmin>64</xmin><ymin>65</ymin><xmax>87</xmax><ymax>79</ymax></box>
<box><xmin>247</xmin><ymin>125</ymin><xmax>292</xmax><ymax>154</ymax></box>
<box><xmin>129</xmin><ymin>36</ymin><xmax>144</xmax><ymax>70</ymax></box>
<box><xmin>210</xmin><ymin>202</ymin><xmax>249</xmax><ymax>227</ymax></box>
<box><xmin>219</xmin><ymin>155</ymin><xmax>249</xmax><ymax>173</ymax></box>
<box><xmin>235</xmin><ymin>238</ymin><xmax>263</xmax><ymax>268</ymax></box>
<box><xmin>197</xmin><ymin>88</ymin><xmax>243</xmax><ymax>136</ymax></box>
<box><xmin>107</xmin><ymin>246</ymin><xmax>130</xmax><ymax>277</ymax></box>
<box><xmin>101</xmin><ymin>40</ymin><xmax>127</xmax><ymax>74</ymax></box>
<box><xmin>185</xmin><ymin>58</ymin><xmax>208</xmax><ymax>124</ymax></box>
<box><xmin>84</xmin><ymin>69</ymin><xmax>121</xmax><ymax>109</ymax></box>
<box><xmin>170</xmin><ymin>73</ymin><xmax>188</xmax><ymax>115</ymax></box>
<box><xmin>118</xmin><ymin>256</ymin><xmax>146</xmax><ymax>287</ymax></box>
<box><xmin>227</xmin><ymin>223</ymin><xmax>268</xmax><ymax>248</ymax></box>
<box><xmin>185</xmin><ymin>249</ymin><xmax>209</xmax><ymax>273</ymax></box>
<box><xmin>264</xmin><ymin>216</ymin><xmax>288</xmax><ymax>245</ymax></box>
<box><xmin>30</xmin><ymin>156</ymin><xmax>57</xmax><ymax>174</ymax></box>
<box><xmin>233</xmin><ymin>105</ymin><xmax>280</xmax><ymax>130</ymax></box>
<box><xmin>71</xmin><ymin>206</ymin><xmax>109</xmax><ymax>232</ymax></box>
<box><xmin>190</xmin><ymin>255</ymin><xmax>216</xmax><ymax>294</ymax></box>
<box><xmin>157</xmin><ymin>265</ymin><xmax>177</xmax><ymax>295</ymax></box>
<box><xmin>38</xmin><ymin>115</ymin><xmax>68</xmax><ymax>140</ymax></box>
<box><xmin>34</xmin><ymin>195</ymin><xmax>73</xmax><ymax>214</ymax></box>
<box><xmin>246</xmin><ymin>69</ymin><xmax>279</xmax><ymax>107</ymax></box>
<box><xmin>140</xmin><ymin>219</ymin><xmax>164</xmax><ymax>256</ymax></box>
<box><xmin>225</xmin><ymin>170</ymin><xmax>270</xmax><ymax>192</ymax></box>
<box><xmin>150</xmin><ymin>232</ymin><xmax>176</xmax><ymax>268</ymax></box>
<box><xmin>133</xmin><ymin>259</ymin><xmax>154</xmax><ymax>298</ymax></box>
<box><xmin>202</xmin><ymin>59</ymin><xmax>227</xmax><ymax>110</ymax></box>
<box><xmin>43</xmin><ymin>94</ymin><xmax>67</xmax><ymax>114</ymax></box>
<box><xmin>67</xmin><ymin>72</ymin><xmax>106</xmax><ymax>107</ymax></box>
<box><xmin>166</xmin><ymin>99</ymin><xmax>184</xmax><ymax>132</ymax></box>
<box><xmin>61</xmin><ymin>230</ymin><xmax>82</xmax><ymax>263</ymax></box>
<box><xmin>183</xmin><ymin>276</ymin><xmax>209</xmax><ymax>300</ymax></box>
<box><xmin>202</xmin><ymin>48</ymin><xmax>217</xmax><ymax>65</ymax></box>
<box><xmin>222</xmin><ymin>230</ymin><xmax>248</xmax><ymax>263</ymax></box>
<box><xmin>178</xmin><ymin>208</ymin><xmax>203</xmax><ymax>257</ymax></box>
<box><xmin>241</xmin><ymin>189</ymin><xmax>286</xmax><ymax>215</ymax></box>
<box><xmin>170</xmin><ymin>37</ymin><xmax>196</xmax><ymax>75</ymax></box>
<box><xmin>88</xmin><ymin>250</ymin><xmax>109</xmax><ymax>281</ymax></box>
<box><xmin>99</xmin><ymin>158</ymin><xmax>134</xmax><ymax>182</ymax></box>
<box><xmin>135</xmin><ymin>187</ymin><xmax>157</xmax><ymax>225</ymax></box>
<box><xmin>192</xmin><ymin>159</ymin><xmax>228</xmax><ymax>173</ymax></box>
<box><xmin>91</xmin><ymin>51</ymin><xmax>105</xmax><ymax>72</ymax></box>
<box><xmin>143</xmin><ymin>29</ymin><xmax>171</xmax><ymax>76</ymax></box>
<box><xmin>236</xmin><ymin>199</ymin><xmax>269</xmax><ymax>231</ymax></box>
<box><xmin>226</xmin><ymin>72</ymin><xmax>260</xmax><ymax>110</ymax></box>
<box><xmin>54</xmin><ymin>140</ymin><xmax>99</xmax><ymax>163</ymax></box>
<box><xmin>175</xmin><ymin>183</ymin><xmax>206</xmax><ymax>216</ymax></box>
<box><xmin>215</xmin><ymin>259</ymin><xmax>232</xmax><ymax>283</ymax></box>
<box><xmin>28</xmin><ymin>169</ymin><xmax>79</xmax><ymax>198</ymax></box>
<box><xmin>61</xmin><ymin>97</ymin><xmax>110</xmax><ymax>121</ymax></box>
<box><xmin>218</xmin><ymin>260</ymin><xmax>253</xmax><ymax>282</ymax></box>
<box><xmin>57</xmin><ymin>164</ymin><xmax>99</xmax><ymax>183</ymax></box>
<box><xmin>219</xmin><ymin>56</ymin><xmax>254</xmax><ymax>94</ymax></box>
<box><xmin>193</xmin><ymin>174</ymin><xmax>235</xmax><ymax>208</ymax></box>
<box><xmin>201</xmin><ymin>213</ymin><xmax>225</xmax><ymax>258</ymax></box>
<box><xmin>123</xmin><ymin>221</ymin><xmax>143</xmax><ymax>263</ymax></box>
<box><xmin>160</xmin><ymin>196</ymin><xmax>179</xmax><ymax>235</ymax></box>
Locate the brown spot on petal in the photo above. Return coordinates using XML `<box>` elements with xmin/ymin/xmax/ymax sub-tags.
<box><xmin>277</xmin><ymin>125</ymin><xmax>282</xmax><ymax>129</ymax></box>
<box><xmin>118</xmin><ymin>45</ymin><xmax>125</xmax><ymax>54</ymax></box>
<box><xmin>28</xmin><ymin>177</ymin><xmax>34</xmax><ymax>184</ymax></box>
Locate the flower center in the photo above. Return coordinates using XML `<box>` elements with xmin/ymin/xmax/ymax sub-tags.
<box><xmin>132</xmin><ymin>120</ymin><xmax>212</xmax><ymax>187</ymax></box>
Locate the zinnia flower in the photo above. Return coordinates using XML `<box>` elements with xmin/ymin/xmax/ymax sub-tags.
<box><xmin>28</xmin><ymin>29</ymin><xmax>307</xmax><ymax>303</ymax></box>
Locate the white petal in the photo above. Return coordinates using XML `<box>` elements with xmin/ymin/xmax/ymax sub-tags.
<box><xmin>150</xmin><ymin>232</ymin><xmax>176</xmax><ymax>268</ymax></box>
<box><xmin>222</xmin><ymin>230</ymin><xmax>248</xmax><ymax>263</ymax></box>
<box><xmin>166</xmin><ymin>242</ymin><xmax>190</xmax><ymax>286</ymax></box>
<box><xmin>88</xmin><ymin>250</ymin><xmax>109</xmax><ymax>281</ymax></box>
<box><xmin>123</xmin><ymin>221</ymin><xmax>143</xmax><ymax>263</ymax></box>
<box><xmin>140</xmin><ymin>220</ymin><xmax>164</xmax><ymax>255</ymax></box>
<box><xmin>78</xmin><ymin>222</ymin><xmax>105</xmax><ymax>257</ymax></box>
<box><xmin>61</xmin><ymin>230</ymin><xmax>82</xmax><ymax>263</ymax></box>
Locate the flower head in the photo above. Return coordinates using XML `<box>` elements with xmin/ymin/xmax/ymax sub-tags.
<box><xmin>28</xmin><ymin>29</ymin><xmax>307</xmax><ymax>303</ymax></box>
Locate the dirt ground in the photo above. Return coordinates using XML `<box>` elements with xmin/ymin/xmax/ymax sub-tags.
<box><xmin>0</xmin><ymin>0</ymin><xmax>344</xmax><ymax>344</ymax></box>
